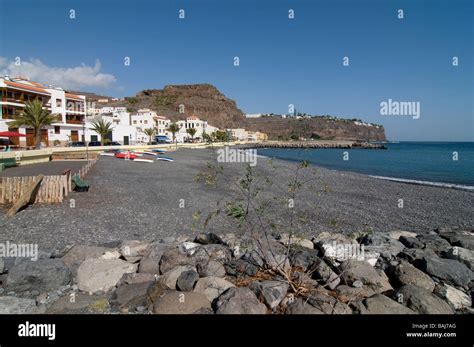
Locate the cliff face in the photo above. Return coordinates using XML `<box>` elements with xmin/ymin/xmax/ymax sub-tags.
<box><xmin>246</xmin><ymin>117</ymin><xmax>386</xmax><ymax>141</ymax></box>
<box><xmin>88</xmin><ymin>84</ymin><xmax>386</xmax><ymax>142</ymax></box>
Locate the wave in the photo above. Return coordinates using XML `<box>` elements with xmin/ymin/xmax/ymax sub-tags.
<box><xmin>369</xmin><ymin>175</ymin><xmax>474</xmax><ymax>192</ymax></box>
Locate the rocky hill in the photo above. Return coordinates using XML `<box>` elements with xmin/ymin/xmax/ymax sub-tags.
<box><xmin>85</xmin><ymin>84</ymin><xmax>386</xmax><ymax>141</ymax></box>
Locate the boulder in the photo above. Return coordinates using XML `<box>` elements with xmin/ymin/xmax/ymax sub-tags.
<box><xmin>160</xmin><ymin>265</ymin><xmax>195</xmax><ymax>290</ymax></box>
<box><xmin>417</xmin><ymin>235</ymin><xmax>452</xmax><ymax>254</ymax></box>
<box><xmin>46</xmin><ymin>293</ymin><xmax>101</xmax><ymax>314</ymax></box>
<box><xmin>311</xmin><ymin>259</ymin><xmax>340</xmax><ymax>290</ymax></box>
<box><xmin>399</xmin><ymin>236</ymin><xmax>424</xmax><ymax>249</ymax></box>
<box><xmin>278</xmin><ymin>233</ymin><xmax>314</xmax><ymax>249</ymax></box>
<box><xmin>395</xmin><ymin>285</ymin><xmax>454</xmax><ymax>314</ymax></box>
<box><xmin>193</xmin><ymin>244</ymin><xmax>232</xmax><ymax>263</ymax></box>
<box><xmin>306</xmin><ymin>292</ymin><xmax>352</xmax><ymax>314</ymax></box>
<box><xmin>399</xmin><ymin>248</ymin><xmax>435</xmax><ymax>263</ymax></box>
<box><xmin>288</xmin><ymin>246</ymin><xmax>321</xmax><ymax>271</ymax></box>
<box><xmin>388</xmin><ymin>230</ymin><xmax>418</xmax><ymax>240</ymax></box>
<box><xmin>179</xmin><ymin>242</ymin><xmax>201</xmax><ymax>256</ymax></box>
<box><xmin>153</xmin><ymin>291</ymin><xmax>211</xmax><ymax>314</ymax></box>
<box><xmin>176</xmin><ymin>269</ymin><xmax>200</xmax><ymax>291</ymax></box>
<box><xmin>194</xmin><ymin>277</ymin><xmax>235</xmax><ymax>302</ymax></box>
<box><xmin>340</xmin><ymin>260</ymin><xmax>392</xmax><ymax>293</ymax></box>
<box><xmin>335</xmin><ymin>285</ymin><xmax>377</xmax><ymax>301</ymax></box>
<box><xmin>434</xmin><ymin>284</ymin><xmax>472</xmax><ymax>310</ymax></box>
<box><xmin>215</xmin><ymin>287</ymin><xmax>267</xmax><ymax>314</ymax></box>
<box><xmin>120</xmin><ymin>240</ymin><xmax>152</xmax><ymax>263</ymax></box>
<box><xmin>414</xmin><ymin>255</ymin><xmax>472</xmax><ymax>287</ymax></box>
<box><xmin>117</xmin><ymin>272</ymin><xmax>157</xmax><ymax>286</ymax></box>
<box><xmin>390</xmin><ymin>261</ymin><xmax>436</xmax><ymax>292</ymax></box>
<box><xmin>0</xmin><ymin>296</ymin><xmax>37</xmax><ymax>314</ymax></box>
<box><xmin>76</xmin><ymin>258</ymin><xmax>138</xmax><ymax>293</ymax></box>
<box><xmin>224</xmin><ymin>259</ymin><xmax>258</xmax><ymax>277</ymax></box>
<box><xmin>61</xmin><ymin>245</ymin><xmax>111</xmax><ymax>276</ymax></box>
<box><xmin>439</xmin><ymin>231</ymin><xmax>474</xmax><ymax>250</ymax></box>
<box><xmin>445</xmin><ymin>247</ymin><xmax>474</xmax><ymax>270</ymax></box>
<box><xmin>285</xmin><ymin>298</ymin><xmax>324</xmax><ymax>314</ymax></box>
<box><xmin>138</xmin><ymin>242</ymin><xmax>169</xmax><ymax>275</ymax></box>
<box><xmin>110</xmin><ymin>281</ymin><xmax>153</xmax><ymax>310</ymax></box>
<box><xmin>361</xmin><ymin>233</ymin><xmax>405</xmax><ymax>261</ymax></box>
<box><xmin>314</xmin><ymin>233</ymin><xmax>359</xmax><ymax>263</ymax></box>
<box><xmin>355</xmin><ymin>294</ymin><xmax>416</xmax><ymax>314</ymax></box>
<box><xmin>194</xmin><ymin>233</ymin><xmax>225</xmax><ymax>245</ymax></box>
<box><xmin>159</xmin><ymin>247</ymin><xmax>194</xmax><ymax>274</ymax></box>
<box><xmin>6</xmin><ymin>259</ymin><xmax>71</xmax><ymax>295</ymax></box>
<box><xmin>250</xmin><ymin>280</ymin><xmax>289</xmax><ymax>309</ymax></box>
<box><xmin>197</xmin><ymin>260</ymin><xmax>226</xmax><ymax>277</ymax></box>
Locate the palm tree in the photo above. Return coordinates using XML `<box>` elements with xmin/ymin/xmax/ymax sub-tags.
<box><xmin>90</xmin><ymin>119</ymin><xmax>113</xmax><ymax>145</ymax></box>
<box><xmin>186</xmin><ymin>127</ymin><xmax>197</xmax><ymax>142</ymax></box>
<box><xmin>9</xmin><ymin>99</ymin><xmax>60</xmax><ymax>149</ymax></box>
<box><xmin>143</xmin><ymin>128</ymin><xmax>156</xmax><ymax>144</ymax></box>
<box><xmin>167</xmin><ymin>122</ymin><xmax>180</xmax><ymax>147</ymax></box>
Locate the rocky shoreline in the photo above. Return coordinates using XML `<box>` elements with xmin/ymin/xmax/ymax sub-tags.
<box><xmin>245</xmin><ymin>141</ymin><xmax>386</xmax><ymax>149</ymax></box>
<box><xmin>0</xmin><ymin>227</ymin><xmax>472</xmax><ymax>314</ymax></box>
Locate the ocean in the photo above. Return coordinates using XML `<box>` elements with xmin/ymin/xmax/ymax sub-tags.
<box><xmin>257</xmin><ymin>142</ymin><xmax>474</xmax><ymax>189</ymax></box>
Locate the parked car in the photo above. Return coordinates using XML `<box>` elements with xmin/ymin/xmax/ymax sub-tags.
<box><xmin>155</xmin><ymin>135</ymin><xmax>172</xmax><ymax>144</ymax></box>
<box><xmin>88</xmin><ymin>141</ymin><xmax>102</xmax><ymax>146</ymax></box>
<box><xmin>67</xmin><ymin>141</ymin><xmax>86</xmax><ymax>147</ymax></box>
<box><xmin>106</xmin><ymin>141</ymin><xmax>122</xmax><ymax>146</ymax></box>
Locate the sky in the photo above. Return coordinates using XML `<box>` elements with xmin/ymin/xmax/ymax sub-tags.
<box><xmin>0</xmin><ymin>0</ymin><xmax>472</xmax><ymax>141</ymax></box>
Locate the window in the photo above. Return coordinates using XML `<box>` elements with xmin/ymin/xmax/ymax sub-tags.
<box><xmin>133</xmin><ymin>120</ymin><xmax>137</xmax><ymax>124</ymax></box>
<box><xmin>56</xmin><ymin>99</ymin><xmax>62</xmax><ymax>107</ymax></box>
<box><xmin>54</xmin><ymin>126</ymin><xmax>60</xmax><ymax>134</ymax></box>
<box><xmin>144</xmin><ymin>120</ymin><xmax>148</xmax><ymax>124</ymax></box>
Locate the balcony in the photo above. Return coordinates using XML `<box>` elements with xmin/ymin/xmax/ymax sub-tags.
<box><xmin>65</xmin><ymin>115</ymin><xmax>84</xmax><ymax>125</ymax></box>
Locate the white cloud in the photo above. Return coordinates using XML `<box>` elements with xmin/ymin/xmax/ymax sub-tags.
<box><xmin>0</xmin><ymin>57</ymin><xmax>116</xmax><ymax>90</ymax></box>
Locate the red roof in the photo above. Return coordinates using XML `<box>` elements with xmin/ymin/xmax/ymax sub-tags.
<box><xmin>187</xmin><ymin>115</ymin><xmax>199</xmax><ymax>120</ymax></box>
<box><xmin>65</xmin><ymin>93</ymin><xmax>84</xmax><ymax>101</ymax></box>
<box><xmin>4</xmin><ymin>80</ymin><xmax>50</xmax><ymax>95</ymax></box>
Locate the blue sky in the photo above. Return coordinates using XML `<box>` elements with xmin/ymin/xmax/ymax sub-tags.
<box><xmin>0</xmin><ymin>0</ymin><xmax>472</xmax><ymax>141</ymax></box>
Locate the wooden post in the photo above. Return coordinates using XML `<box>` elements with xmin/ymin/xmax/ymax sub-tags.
<box><xmin>7</xmin><ymin>175</ymin><xmax>44</xmax><ymax>216</ymax></box>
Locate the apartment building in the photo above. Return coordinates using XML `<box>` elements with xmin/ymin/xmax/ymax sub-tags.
<box><xmin>175</xmin><ymin>115</ymin><xmax>218</xmax><ymax>142</ymax></box>
<box><xmin>0</xmin><ymin>76</ymin><xmax>86</xmax><ymax>147</ymax></box>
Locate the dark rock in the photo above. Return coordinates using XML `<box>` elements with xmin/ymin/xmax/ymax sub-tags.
<box><xmin>306</xmin><ymin>292</ymin><xmax>352</xmax><ymax>314</ymax></box>
<box><xmin>224</xmin><ymin>259</ymin><xmax>258</xmax><ymax>277</ymax></box>
<box><xmin>0</xmin><ymin>296</ymin><xmax>38</xmax><ymax>314</ymax></box>
<box><xmin>110</xmin><ymin>281</ymin><xmax>153</xmax><ymax>310</ymax></box>
<box><xmin>117</xmin><ymin>272</ymin><xmax>157</xmax><ymax>286</ymax></box>
<box><xmin>153</xmin><ymin>291</ymin><xmax>211</xmax><ymax>314</ymax></box>
<box><xmin>159</xmin><ymin>247</ymin><xmax>194</xmax><ymax>274</ymax></box>
<box><xmin>340</xmin><ymin>260</ymin><xmax>392</xmax><ymax>293</ymax></box>
<box><xmin>439</xmin><ymin>232</ymin><xmax>474</xmax><ymax>250</ymax></box>
<box><xmin>311</xmin><ymin>258</ymin><xmax>340</xmax><ymax>290</ymax></box>
<box><xmin>417</xmin><ymin>235</ymin><xmax>452</xmax><ymax>254</ymax></box>
<box><xmin>138</xmin><ymin>242</ymin><xmax>169</xmax><ymax>275</ymax></box>
<box><xmin>389</xmin><ymin>261</ymin><xmax>435</xmax><ymax>292</ymax></box>
<box><xmin>250</xmin><ymin>280</ymin><xmax>289</xmax><ymax>309</ymax></box>
<box><xmin>354</xmin><ymin>294</ymin><xmax>416</xmax><ymax>314</ymax></box>
<box><xmin>361</xmin><ymin>233</ymin><xmax>405</xmax><ymax>260</ymax></box>
<box><xmin>399</xmin><ymin>236</ymin><xmax>424</xmax><ymax>249</ymax></box>
<box><xmin>194</xmin><ymin>233</ymin><xmax>226</xmax><ymax>245</ymax></box>
<box><xmin>288</xmin><ymin>246</ymin><xmax>321</xmax><ymax>271</ymax></box>
<box><xmin>215</xmin><ymin>287</ymin><xmax>267</xmax><ymax>314</ymax></box>
<box><xmin>395</xmin><ymin>284</ymin><xmax>454</xmax><ymax>314</ymax></box>
<box><xmin>176</xmin><ymin>270</ymin><xmax>199</xmax><ymax>291</ymax></box>
<box><xmin>196</xmin><ymin>260</ymin><xmax>226</xmax><ymax>277</ymax></box>
<box><xmin>399</xmin><ymin>248</ymin><xmax>435</xmax><ymax>263</ymax></box>
<box><xmin>285</xmin><ymin>298</ymin><xmax>324</xmax><ymax>314</ymax></box>
<box><xmin>194</xmin><ymin>277</ymin><xmax>235</xmax><ymax>302</ymax></box>
<box><xmin>6</xmin><ymin>259</ymin><xmax>71</xmax><ymax>295</ymax></box>
<box><xmin>61</xmin><ymin>245</ymin><xmax>111</xmax><ymax>276</ymax></box>
<box><xmin>414</xmin><ymin>255</ymin><xmax>472</xmax><ymax>287</ymax></box>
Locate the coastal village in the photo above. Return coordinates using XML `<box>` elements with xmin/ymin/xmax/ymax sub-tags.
<box><xmin>0</xmin><ymin>76</ymin><xmax>268</xmax><ymax>149</ymax></box>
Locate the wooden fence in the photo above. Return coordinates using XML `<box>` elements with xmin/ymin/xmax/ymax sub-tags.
<box><xmin>0</xmin><ymin>159</ymin><xmax>98</xmax><ymax>205</ymax></box>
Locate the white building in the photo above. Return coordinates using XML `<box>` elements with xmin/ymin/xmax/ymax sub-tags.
<box><xmin>245</xmin><ymin>113</ymin><xmax>263</xmax><ymax>118</ymax></box>
<box><xmin>174</xmin><ymin>115</ymin><xmax>218</xmax><ymax>142</ymax></box>
<box><xmin>227</xmin><ymin>128</ymin><xmax>248</xmax><ymax>141</ymax></box>
<box><xmin>0</xmin><ymin>76</ymin><xmax>87</xmax><ymax>147</ymax></box>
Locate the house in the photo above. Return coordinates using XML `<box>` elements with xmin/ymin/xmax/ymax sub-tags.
<box><xmin>175</xmin><ymin>115</ymin><xmax>218</xmax><ymax>142</ymax></box>
<box><xmin>227</xmin><ymin>128</ymin><xmax>248</xmax><ymax>141</ymax></box>
<box><xmin>0</xmin><ymin>75</ymin><xmax>87</xmax><ymax>147</ymax></box>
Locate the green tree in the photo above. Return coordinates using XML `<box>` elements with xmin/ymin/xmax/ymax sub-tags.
<box><xmin>90</xmin><ymin>119</ymin><xmax>113</xmax><ymax>145</ymax></box>
<box><xmin>186</xmin><ymin>127</ymin><xmax>197</xmax><ymax>142</ymax></box>
<box><xmin>167</xmin><ymin>122</ymin><xmax>180</xmax><ymax>147</ymax></box>
<box><xmin>143</xmin><ymin>128</ymin><xmax>156</xmax><ymax>144</ymax></box>
<box><xmin>9</xmin><ymin>100</ymin><xmax>60</xmax><ymax>149</ymax></box>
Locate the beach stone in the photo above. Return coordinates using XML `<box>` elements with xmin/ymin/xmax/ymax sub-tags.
<box><xmin>61</xmin><ymin>245</ymin><xmax>111</xmax><ymax>275</ymax></box>
<box><xmin>0</xmin><ymin>296</ymin><xmax>37</xmax><ymax>314</ymax></box>
<box><xmin>250</xmin><ymin>280</ymin><xmax>289</xmax><ymax>309</ymax></box>
<box><xmin>153</xmin><ymin>291</ymin><xmax>211</xmax><ymax>314</ymax></box>
<box><xmin>224</xmin><ymin>259</ymin><xmax>258</xmax><ymax>277</ymax></box>
<box><xmin>439</xmin><ymin>232</ymin><xmax>474</xmax><ymax>250</ymax></box>
<box><xmin>194</xmin><ymin>244</ymin><xmax>232</xmax><ymax>263</ymax></box>
<box><xmin>434</xmin><ymin>284</ymin><xmax>472</xmax><ymax>310</ymax></box>
<box><xmin>146</xmin><ymin>281</ymin><xmax>168</xmax><ymax>303</ymax></box>
<box><xmin>285</xmin><ymin>298</ymin><xmax>324</xmax><ymax>314</ymax></box>
<box><xmin>138</xmin><ymin>242</ymin><xmax>169</xmax><ymax>275</ymax></box>
<box><xmin>395</xmin><ymin>284</ymin><xmax>454</xmax><ymax>314</ymax></box>
<box><xmin>355</xmin><ymin>294</ymin><xmax>416</xmax><ymax>314</ymax></box>
<box><xmin>215</xmin><ymin>287</ymin><xmax>267</xmax><ymax>314</ymax></box>
<box><xmin>288</xmin><ymin>246</ymin><xmax>321</xmax><ymax>271</ymax></box>
<box><xmin>352</xmin><ymin>280</ymin><xmax>363</xmax><ymax>288</ymax></box>
<box><xmin>361</xmin><ymin>233</ymin><xmax>405</xmax><ymax>261</ymax></box>
<box><xmin>399</xmin><ymin>248</ymin><xmax>435</xmax><ymax>263</ymax></box>
<box><xmin>110</xmin><ymin>281</ymin><xmax>153</xmax><ymax>310</ymax></box>
<box><xmin>117</xmin><ymin>272</ymin><xmax>157</xmax><ymax>286</ymax></box>
<box><xmin>197</xmin><ymin>260</ymin><xmax>226</xmax><ymax>277</ymax></box>
<box><xmin>278</xmin><ymin>233</ymin><xmax>314</xmax><ymax>249</ymax></box>
<box><xmin>311</xmin><ymin>259</ymin><xmax>340</xmax><ymax>290</ymax></box>
<box><xmin>306</xmin><ymin>293</ymin><xmax>352</xmax><ymax>314</ymax></box>
<box><xmin>194</xmin><ymin>277</ymin><xmax>235</xmax><ymax>302</ymax></box>
<box><xmin>46</xmin><ymin>293</ymin><xmax>99</xmax><ymax>314</ymax></box>
<box><xmin>76</xmin><ymin>258</ymin><xmax>138</xmax><ymax>293</ymax></box>
<box><xmin>99</xmin><ymin>250</ymin><xmax>121</xmax><ymax>260</ymax></box>
<box><xmin>445</xmin><ymin>247</ymin><xmax>474</xmax><ymax>270</ymax></box>
<box><xmin>414</xmin><ymin>255</ymin><xmax>472</xmax><ymax>287</ymax></box>
<box><xmin>335</xmin><ymin>285</ymin><xmax>377</xmax><ymax>301</ymax></box>
<box><xmin>6</xmin><ymin>259</ymin><xmax>71</xmax><ymax>295</ymax></box>
<box><xmin>417</xmin><ymin>235</ymin><xmax>451</xmax><ymax>254</ymax></box>
<box><xmin>399</xmin><ymin>236</ymin><xmax>424</xmax><ymax>249</ymax></box>
<box><xmin>179</xmin><ymin>242</ymin><xmax>201</xmax><ymax>256</ymax></box>
<box><xmin>159</xmin><ymin>247</ymin><xmax>194</xmax><ymax>274</ymax></box>
<box><xmin>266</xmin><ymin>252</ymin><xmax>291</xmax><ymax>272</ymax></box>
<box><xmin>390</xmin><ymin>261</ymin><xmax>436</xmax><ymax>292</ymax></box>
<box><xmin>120</xmin><ymin>240</ymin><xmax>152</xmax><ymax>262</ymax></box>
<box><xmin>195</xmin><ymin>233</ymin><xmax>225</xmax><ymax>245</ymax></box>
<box><xmin>340</xmin><ymin>259</ymin><xmax>392</xmax><ymax>293</ymax></box>
<box><xmin>388</xmin><ymin>230</ymin><xmax>418</xmax><ymax>240</ymax></box>
<box><xmin>160</xmin><ymin>265</ymin><xmax>195</xmax><ymax>290</ymax></box>
<box><xmin>176</xmin><ymin>270</ymin><xmax>199</xmax><ymax>291</ymax></box>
